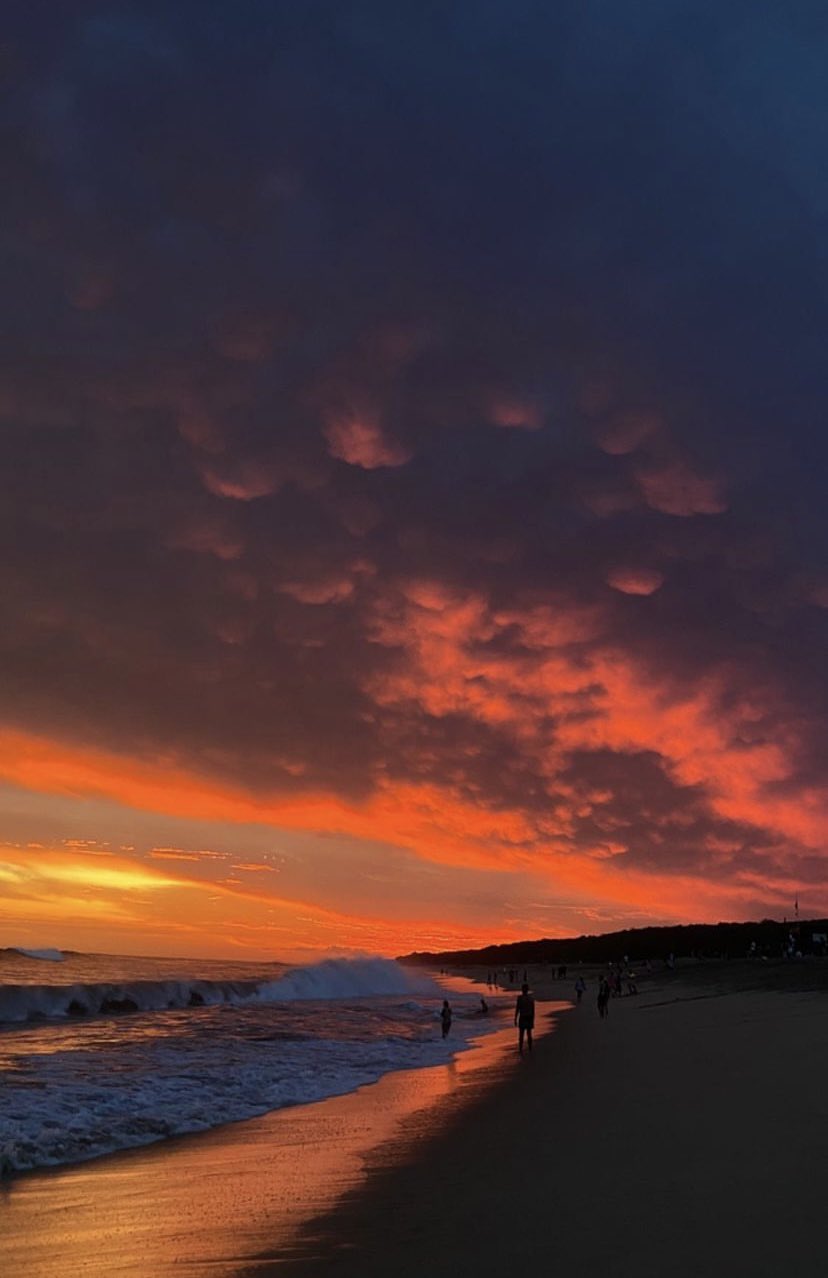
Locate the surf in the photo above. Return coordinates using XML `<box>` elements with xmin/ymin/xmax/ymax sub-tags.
<box><xmin>0</xmin><ymin>956</ymin><xmax>437</xmax><ymax>1024</ymax></box>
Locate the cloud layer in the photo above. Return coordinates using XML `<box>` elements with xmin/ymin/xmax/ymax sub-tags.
<box><xmin>3</xmin><ymin>3</ymin><xmax>828</xmax><ymax>948</ymax></box>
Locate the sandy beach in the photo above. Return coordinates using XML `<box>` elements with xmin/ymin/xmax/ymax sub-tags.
<box><xmin>246</xmin><ymin>963</ymin><xmax>828</xmax><ymax>1277</ymax></box>
<box><xmin>3</xmin><ymin>965</ymin><xmax>827</xmax><ymax>1278</ymax></box>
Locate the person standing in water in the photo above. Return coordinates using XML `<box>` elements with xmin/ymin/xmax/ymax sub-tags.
<box><xmin>514</xmin><ymin>982</ymin><xmax>535</xmax><ymax>1055</ymax></box>
<box><xmin>440</xmin><ymin>999</ymin><xmax>452</xmax><ymax>1038</ymax></box>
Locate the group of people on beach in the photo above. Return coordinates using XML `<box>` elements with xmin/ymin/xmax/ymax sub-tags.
<box><xmin>485</xmin><ymin>968</ymin><xmax>529</xmax><ymax>988</ymax></box>
<box><xmin>580</xmin><ymin>964</ymin><xmax>639</xmax><ymax>1017</ymax></box>
<box><xmin>442</xmin><ymin>958</ymin><xmax>645</xmax><ymax>1046</ymax></box>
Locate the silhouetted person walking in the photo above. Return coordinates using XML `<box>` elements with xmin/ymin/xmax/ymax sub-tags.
<box><xmin>440</xmin><ymin>999</ymin><xmax>452</xmax><ymax>1038</ymax></box>
<box><xmin>515</xmin><ymin>982</ymin><xmax>535</xmax><ymax>1054</ymax></box>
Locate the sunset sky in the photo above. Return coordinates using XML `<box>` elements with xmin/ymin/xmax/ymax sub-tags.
<box><xmin>3</xmin><ymin>3</ymin><xmax>828</xmax><ymax>960</ymax></box>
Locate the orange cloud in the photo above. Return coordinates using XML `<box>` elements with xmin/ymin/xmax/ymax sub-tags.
<box><xmin>0</xmin><ymin>569</ymin><xmax>824</xmax><ymax>948</ymax></box>
<box><xmin>364</xmin><ymin>582</ymin><xmax>828</xmax><ymax>870</ymax></box>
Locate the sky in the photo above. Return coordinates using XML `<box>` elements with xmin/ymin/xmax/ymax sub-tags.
<box><xmin>3</xmin><ymin>1</ymin><xmax>828</xmax><ymax>960</ymax></box>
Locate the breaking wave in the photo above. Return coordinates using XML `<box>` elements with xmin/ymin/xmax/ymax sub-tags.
<box><xmin>0</xmin><ymin>957</ymin><xmax>437</xmax><ymax>1024</ymax></box>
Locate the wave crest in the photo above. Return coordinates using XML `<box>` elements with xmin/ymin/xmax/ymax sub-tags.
<box><xmin>0</xmin><ymin>958</ymin><xmax>437</xmax><ymax>1024</ymax></box>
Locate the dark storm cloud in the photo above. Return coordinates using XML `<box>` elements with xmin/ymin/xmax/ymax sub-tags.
<box><xmin>3</xmin><ymin>2</ymin><xmax>828</xmax><ymax>890</ymax></box>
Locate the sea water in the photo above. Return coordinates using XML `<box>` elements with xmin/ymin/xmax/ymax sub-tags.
<box><xmin>0</xmin><ymin>948</ymin><xmax>500</xmax><ymax>1177</ymax></box>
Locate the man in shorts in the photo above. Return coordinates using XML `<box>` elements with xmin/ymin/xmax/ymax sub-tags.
<box><xmin>514</xmin><ymin>982</ymin><xmax>535</xmax><ymax>1055</ymax></box>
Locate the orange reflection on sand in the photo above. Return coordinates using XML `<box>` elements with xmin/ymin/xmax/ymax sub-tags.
<box><xmin>0</xmin><ymin>1017</ymin><xmax>523</xmax><ymax>1278</ymax></box>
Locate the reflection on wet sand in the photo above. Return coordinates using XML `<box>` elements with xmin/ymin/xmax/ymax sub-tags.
<box><xmin>1</xmin><ymin>1003</ymin><xmax>556</xmax><ymax>1278</ymax></box>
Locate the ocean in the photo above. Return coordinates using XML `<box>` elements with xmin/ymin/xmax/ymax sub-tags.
<box><xmin>0</xmin><ymin>947</ymin><xmax>500</xmax><ymax>1178</ymax></box>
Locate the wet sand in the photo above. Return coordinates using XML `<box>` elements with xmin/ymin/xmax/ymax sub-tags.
<box><xmin>248</xmin><ymin>968</ymin><xmax>828</xmax><ymax>1277</ymax></box>
<box><xmin>0</xmin><ymin>1003</ymin><xmax>551</xmax><ymax>1278</ymax></box>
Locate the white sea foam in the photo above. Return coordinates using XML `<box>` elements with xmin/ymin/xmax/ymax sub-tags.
<box><xmin>0</xmin><ymin>1030</ymin><xmax>451</xmax><ymax>1176</ymax></box>
<box><xmin>258</xmin><ymin>957</ymin><xmax>440</xmax><ymax>1002</ymax></box>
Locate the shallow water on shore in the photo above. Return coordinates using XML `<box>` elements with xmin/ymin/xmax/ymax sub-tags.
<box><xmin>0</xmin><ymin>1007</ymin><xmax>560</xmax><ymax>1278</ymax></box>
<box><xmin>0</xmin><ymin>953</ymin><xmax>505</xmax><ymax>1177</ymax></box>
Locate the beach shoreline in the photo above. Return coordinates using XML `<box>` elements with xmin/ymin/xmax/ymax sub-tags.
<box><xmin>4</xmin><ymin>964</ymin><xmax>828</xmax><ymax>1278</ymax></box>
<box><xmin>244</xmin><ymin>964</ymin><xmax>828</xmax><ymax>1277</ymax></box>
<box><xmin>0</xmin><ymin>985</ymin><xmax>559</xmax><ymax>1278</ymax></box>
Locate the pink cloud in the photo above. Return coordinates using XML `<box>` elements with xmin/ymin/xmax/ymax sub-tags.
<box><xmin>325</xmin><ymin>411</ymin><xmax>411</xmax><ymax>469</ymax></box>
<box><xmin>637</xmin><ymin>462</ymin><xmax>727</xmax><ymax>516</ymax></box>
<box><xmin>606</xmin><ymin>567</ymin><xmax>665</xmax><ymax>596</ymax></box>
<box><xmin>279</xmin><ymin>576</ymin><xmax>355</xmax><ymax>605</ymax></box>
<box><xmin>200</xmin><ymin>459</ymin><xmax>282</xmax><ymax>501</ymax></box>
<box><xmin>278</xmin><ymin>559</ymin><xmax>374</xmax><ymax>606</ymax></box>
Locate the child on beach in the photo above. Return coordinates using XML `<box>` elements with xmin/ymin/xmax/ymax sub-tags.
<box><xmin>440</xmin><ymin>1000</ymin><xmax>452</xmax><ymax>1038</ymax></box>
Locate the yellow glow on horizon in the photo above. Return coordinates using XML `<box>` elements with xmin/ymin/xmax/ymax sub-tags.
<box><xmin>39</xmin><ymin>862</ymin><xmax>184</xmax><ymax>892</ymax></box>
<box><xmin>0</xmin><ymin>715</ymin><xmax>819</xmax><ymax>959</ymax></box>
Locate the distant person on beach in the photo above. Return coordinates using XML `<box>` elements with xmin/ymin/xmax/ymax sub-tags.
<box><xmin>575</xmin><ymin>976</ymin><xmax>586</xmax><ymax>1004</ymax></box>
<box><xmin>597</xmin><ymin>977</ymin><xmax>610</xmax><ymax>1018</ymax></box>
<box><xmin>440</xmin><ymin>1000</ymin><xmax>452</xmax><ymax>1038</ymax></box>
<box><xmin>480</xmin><ymin>996</ymin><xmax>489</xmax><ymax>1014</ymax></box>
<box><xmin>514</xmin><ymin>982</ymin><xmax>535</xmax><ymax>1054</ymax></box>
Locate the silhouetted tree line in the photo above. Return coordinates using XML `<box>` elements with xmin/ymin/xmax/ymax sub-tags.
<box><xmin>402</xmin><ymin>918</ymin><xmax>828</xmax><ymax>967</ymax></box>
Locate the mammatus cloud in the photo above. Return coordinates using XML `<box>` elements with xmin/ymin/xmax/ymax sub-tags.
<box><xmin>606</xmin><ymin>567</ymin><xmax>665</xmax><ymax>596</ymax></box>
<box><xmin>636</xmin><ymin>462</ymin><xmax>728</xmax><ymax>518</ymax></box>
<box><xmin>324</xmin><ymin>410</ymin><xmax>412</xmax><ymax>469</ymax></box>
